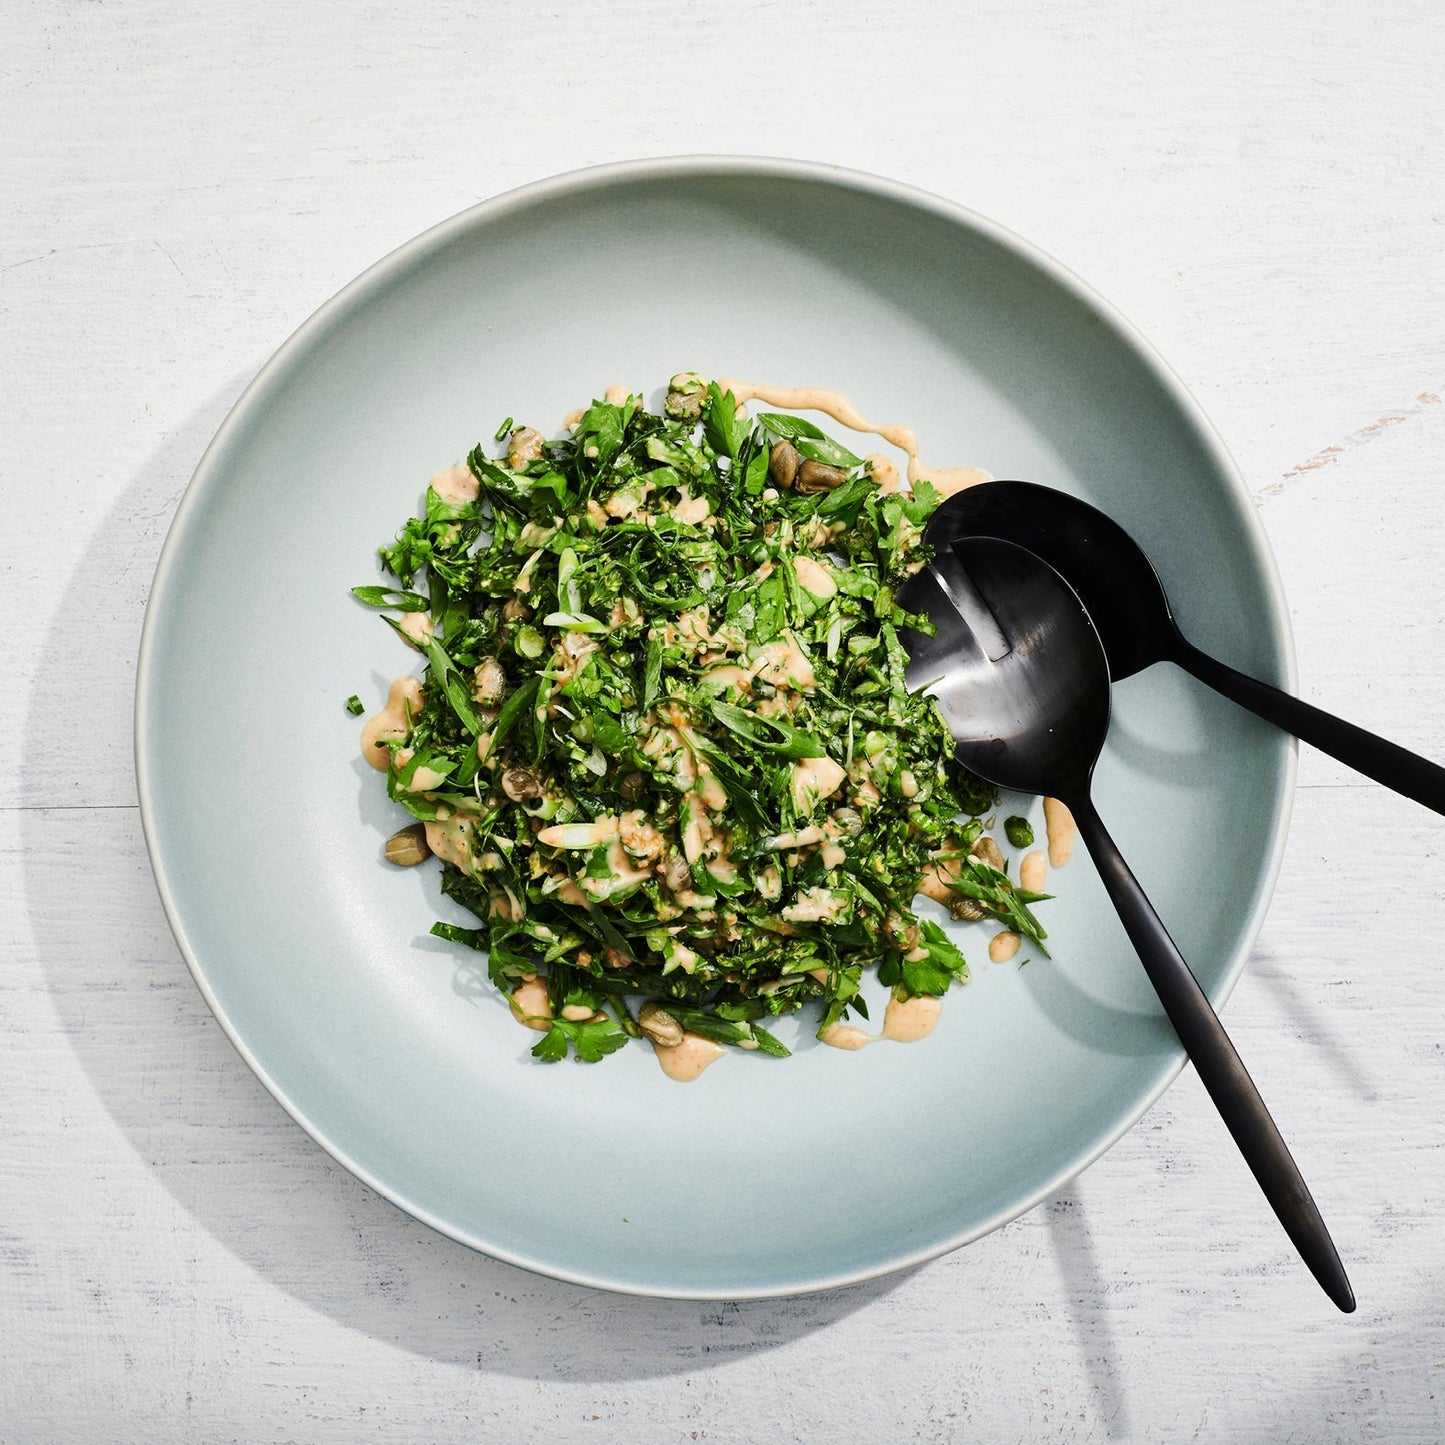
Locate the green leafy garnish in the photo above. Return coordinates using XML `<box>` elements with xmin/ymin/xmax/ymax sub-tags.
<box><xmin>354</xmin><ymin>378</ymin><xmax>1052</xmax><ymax>1065</ymax></box>
<box><xmin>756</xmin><ymin>412</ymin><xmax>864</xmax><ymax>469</ymax></box>
<box><xmin>531</xmin><ymin>1013</ymin><xmax>630</xmax><ymax>1064</ymax></box>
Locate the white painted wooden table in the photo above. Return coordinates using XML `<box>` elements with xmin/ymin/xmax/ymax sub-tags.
<box><xmin>5</xmin><ymin>2</ymin><xmax>1444</xmax><ymax>1439</ymax></box>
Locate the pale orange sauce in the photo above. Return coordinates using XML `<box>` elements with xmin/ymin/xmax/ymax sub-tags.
<box><xmin>509</xmin><ymin>976</ymin><xmax>553</xmax><ymax>1033</ymax></box>
<box><xmin>881</xmin><ymin>992</ymin><xmax>943</xmax><ymax>1042</ymax></box>
<box><xmin>429</xmin><ymin>463</ymin><xmax>479</xmax><ymax>505</ymax></box>
<box><xmin>1020</xmin><ymin>850</ymin><xmax>1048</xmax><ymax>894</ymax></box>
<box><xmin>564</xmin><ymin>383</ymin><xmax>634</xmax><ymax>430</ymax></box>
<box><xmin>819</xmin><ymin>1023</ymin><xmax>872</xmax><ymax>1051</ymax></box>
<box><xmin>1044</xmin><ymin>797</ymin><xmax>1077</xmax><ymax>868</ymax></box>
<box><xmin>988</xmin><ymin>931</ymin><xmax>1022</xmax><ymax>964</ymax></box>
<box><xmin>424</xmin><ymin>815</ymin><xmax>475</xmax><ymax>869</ymax></box>
<box><xmin>654</xmin><ymin>1031</ymin><xmax>726</xmax><ymax>1081</ymax></box>
<box><xmin>361</xmin><ymin>675</ymin><xmax>423</xmax><ymax>771</ymax></box>
<box><xmin>792</xmin><ymin>555</ymin><xmax>837</xmax><ymax>597</ymax></box>
<box><xmin>716</xmin><ymin>379</ymin><xmax>992</xmax><ymax>497</ymax></box>
<box><xmin>398</xmin><ymin>611</ymin><xmax>435</xmax><ymax>647</ymax></box>
<box><xmin>820</xmin><ymin>993</ymin><xmax>945</xmax><ymax>1050</ymax></box>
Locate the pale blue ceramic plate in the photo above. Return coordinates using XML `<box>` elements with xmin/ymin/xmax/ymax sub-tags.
<box><xmin>135</xmin><ymin>157</ymin><xmax>1294</xmax><ymax>1298</ymax></box>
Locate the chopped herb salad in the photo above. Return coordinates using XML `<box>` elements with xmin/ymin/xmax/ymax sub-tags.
<box><xmin>354</xmin><ymin>374</ymin><xmax>1050</xmax><ymax>1067</ymax></box>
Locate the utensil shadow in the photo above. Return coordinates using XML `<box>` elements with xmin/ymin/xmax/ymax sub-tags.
<box><xmin>25</xmin><ymin>387</ymin><xmax>904</xmax><ymax>1380</ymax></box>
<box><xmin>1043</xmin><ymin>1184</ymin><xmax>1129</xmax><ymax>1437</ymax></box>
<box><xmin>1014</xmin><ymin>935</ymin><xmax>1175</xmax><ymax>1059</ymax></box>
<box><xmin>1247</xmin><ymin>949</ymin><xmax>1382</xmax><ymax>1104</ymax></box>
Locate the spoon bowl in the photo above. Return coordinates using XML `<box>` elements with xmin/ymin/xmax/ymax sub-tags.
<box><xmin>923</xmin><ymin>480</ymin><xmax>1445</xmax><ymax>814</ymax></box>
<box><xmin>898</xmin><ymin>531</ymin><xmax>1108</xmax><ymax>798</ymax></box>
<box><xmin>900</xmin><ymin>535</ymin><xmax>1355</xmax><ymax>1312</ymax></box>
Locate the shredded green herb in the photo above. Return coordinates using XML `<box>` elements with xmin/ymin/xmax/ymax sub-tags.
<box><xmin>353</xmin><ymin>373</ymin><xmax>1051</xmax><ymax>1063</ymax></box>
<box><xmin>345</xmin><ymin>694</ymin><xmax>366</xmax><ymax>717</ymax></box>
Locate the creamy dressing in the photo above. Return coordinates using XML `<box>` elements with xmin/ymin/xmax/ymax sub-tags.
<box><xmin>820</xmin><ymin>1023</ymin><xmax>872</xmax><ymax>1051</ymax></box>
<box><xmin>781</xmin><ymin>888</ymin><xmax>848</xmax><ymax>924</ymax></box>
<box><xmin>554</xmin><ymin>878</ymin><xmax>588</xmax><ymax>907</ymax></box>
<box><xmin>398</xmin><ymin>610</ymin><xmax>435</xmax><ymax>647</ymax></box>
<box><xmin>424</xmin><ymin>815</ymin><xmax>476</xmax><ymax>870</ymax></box>
<box><xmin>1044</xmin><ymin>797</ymin><xmax>1076</xmax><ymax>868</ymax></box>
<box><xmin>564</xmin><ymin>385</ymin><xmax>635</xmax><ymax>430</ymax></box>
<box><xmin>717</xmin><ymin>379</ymin><xmax>993</xmax><ymax>497</ymax></box>
<box><xmin>706</xmin><ymin>855</ymin><xmax>739</xmax><ymax>886</ymax></box>
<box><xmin>536</xmin><ymin>817</ymin><xmax>622</xmax><ymax>848</ymax></box>
<box><xmin>509</xmin><ymin>976</ymin><xmax>553</xmax><ymax>1032</ymax></box>
<box><xmin>790</xmin><ymin>755</ymin><xmax>846</xmax><ymax>811</ymax></box>
<box><xmin>863</xmin><ymin>452</ymin><xmax>900</xmax><ymax>493</ymax></box>
<box><xmin>882</xmin><ymin>992</ymin><xmax>943</xmax><ymax>1042</ymax></box>
<box><xmin>654</xmin><ymin>1030</ymin><xmax>726</xmax><ymax>1081</ymax></box>
<box><xmin>429</xmin><ymin>463</ymin><xmax>479</xmax><ymax>506</ymax></box>
<box><xmin>792</xmin><ymin>555</ymin><xmax>837</xmax><ymax>598</ymax></box>
<box><xmin>820</xmin><ymin>993</ymin><xmax>945</xmax><ymax>1049</ymax></box>
<box><xmin>669</xmin><ymin>488</ymin><xmax>711</xmax><ymax>526</ymax></box>
<box><xmin>589</xmin><ymin>838</ymin><xmax>653</xmax><ymax>896</ymax></box>
<box><xmin>1019</xmin><ymin>849</ymin><xmax>1048</xmax><ymax>894</ymax></box>
<box><xmin>754</xmin><ymin>636</ymin><xmax>816</xmax><ymax>690</ymax></box>
<box><xmin>552</xmin><ymin>631</ymin><xmax>599</xmax><ymax>687</ymax></box>
<box><xmin>989</xmin><ymin>930</ymin><xmax>1022</xmax><ymax>964</ymax></box>
<box><xmin>695</xmin><ymin>769</ymin><xmax>727</xmax><ymax>814</ymax></box>
<box><xmin>681</xmin><ymin>799</ymin><xmax>712</xmax><ymax>863</ymax></box>
<box><xmin>699</xmin><ymin>636</ymin><xmax>813</xmax><ymax>694</ymax></box>
<box><xmin>361</xmin><ymin>675</ymin><xmax>424</xmax><ymax>771</ymax></box>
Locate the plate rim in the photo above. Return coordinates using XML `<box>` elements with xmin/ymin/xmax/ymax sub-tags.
<box><xmin>134</xmin><ymin>154</ymin><xmax>1298</xmax><ymax>1299</ymax></box>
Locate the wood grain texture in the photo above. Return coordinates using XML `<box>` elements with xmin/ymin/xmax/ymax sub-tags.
<box><xmin>3</xmin><ymin>0</ymin><xmax>1444</xmax><ymax>1439</ymax></box>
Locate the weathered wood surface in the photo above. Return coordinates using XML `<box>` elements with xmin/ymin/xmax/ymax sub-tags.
<box><xmin>3</xmin><ymin>1</ymin><xmax>1443</xmax><ymax>1439</ymax></box>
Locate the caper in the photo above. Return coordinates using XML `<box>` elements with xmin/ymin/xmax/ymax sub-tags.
<box><xmin>665</xmin><ymin>372</ymin><xmax>707</xmax><ymax>421</ymax></box>
<box><xmin>384</xmin><ymin>823</ymin><xmax>431</xmax><ymax>867</ymax></box>
<box><xmin>471</xmin><ymin>656</ymin><xmax>506</xmax><ymax>706</ymax></box>
<box><xmin>502</xmin><ymin>767</ymin><xmax>543</xmax><ymax>803</ymax></box>
<box><xmin>796</xmin><ymin>460</ymin><xmax>849</xmax><ymax>492</ymax></box>
<box><xmin>638</xmin><ymin>1001</ymin><xmax>685</xmax><ymax>1048</ymax></box>
<box><xmin>883</xmin><ymin>912</ymin><xmax>921</xmax><ymax>952</ymax></box>
<box><xmin>768</xmin><ymin>440</ymin><xmax>800</xmax><ymax>488</ymax></box>
<box><xmin>661</xmin><ymin>853</ymin><xmax>692</xmax><ymax>892</ymax></box>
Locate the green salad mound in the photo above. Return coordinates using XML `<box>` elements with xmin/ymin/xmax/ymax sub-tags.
<box><xmin>354</xmin><ymin>374</ymin><xmax>1049</xmax><ymax>1064</ymax></box>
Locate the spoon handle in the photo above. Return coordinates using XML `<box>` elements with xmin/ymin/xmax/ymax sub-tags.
<box><xmin>1067</xmin><ymin>791</ymin><xmax>1355</xmax><ymax>1313</ymax></box>
<box><xmin>1172</xmin><ymin>634</ymin><xmax>1445</xmax><ymax>815</ymax></box>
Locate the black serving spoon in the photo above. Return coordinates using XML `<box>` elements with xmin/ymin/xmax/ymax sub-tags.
<box><xmin>923</xmin><ymin>481</ymin><xmax>1445</xmax><ymax>815</ymax></box>
<box><xmin>898</xmin><ymin>536</ymin><xmax>1355</xmax><ymax>1312</ymax></box>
